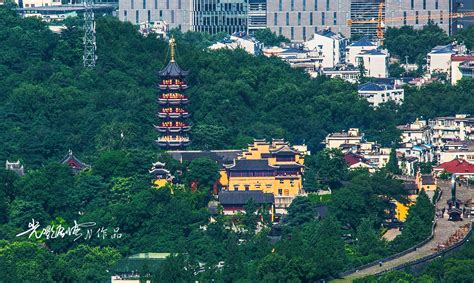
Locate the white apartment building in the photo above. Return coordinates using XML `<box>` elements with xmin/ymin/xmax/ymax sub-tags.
<box><xmin>15</xmin><ymin>0</ymin><xmax>61</xmax><ymax>7</ymax></box>
<box><xmin>346</xmin><ymin>36</ymin><xmax>378</xmax><ymax>66</ymax></box>
<box><xmin>427</xmin><ymin>44</ymin><xmax>456</xmax><ymax>76</ymax></box>
<box><xmin>358</xmin><ymin>82</ymin><xmax>404</xmax><ymax>107</ymax></box>
<box><xmin>439</xmin><ymin>141</ymin><xmax>474</xmax><ymax>164</ymax></box>
<box><xmin>324</xmin><ymin>128</ymin><xmax>364</xmax><ymax>149</ymax></box>
<box><xmin>355</xmin><ymin>49</ymin><xmax>389</xmax><ymax>78</ymax></box>
<box><xmin>210</xmin><ymin>32</ymin><xmax>263</xmax><ymax>55</ymax></box>
<box><xmin>451</xmin><ymin>55</ymin><xmax>474</xmax><ymax>85</ymax></box>
<box><xmin>429</xmin><ymin>114</ymin><xmax>474</xmax><ymax>148</ymax></box>
<box><xmin>321</xmin><ymin>66</ymin><xmax>359</xmax><ymax>84</ymax></box>
<box><xmin>304</xmin><ymin>29</ymin><xmax>348</xmax><ymax>69</ymax></box>
<box><xmin>397</xmin><ymin>119</ymin><xmax>432</xmax><ymax>144</ymax></box>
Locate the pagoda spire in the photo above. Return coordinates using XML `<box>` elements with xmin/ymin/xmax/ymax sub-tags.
<box><xmin>169</xmin><ymin>36</ymin><xmax>176</xmax><ymax>63</ymax></box>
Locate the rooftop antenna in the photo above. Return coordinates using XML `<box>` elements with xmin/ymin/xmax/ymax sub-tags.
<box><xmin>83</xmin><ymin>0</ymin><xmax>97</xmax><ymax>68</ymax></box>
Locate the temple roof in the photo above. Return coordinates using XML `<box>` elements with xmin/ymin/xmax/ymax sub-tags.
<box><xmin>226</xmin><ymin>159</ymin><xmax>277</xmax><ymax>171</ymax></box>
<box><xmin>60</xmin><ymin>150</ymin><xmax>90</xmax><ymax>173</ymax></box>
<box><xmin>219</xmin><ymin>190</ymin><xmax>274</xmax><ymax>205</ymax></box>
<box><xmin>158</xmin><ymin>61</ymin><xmax>189</xmax><ymax>77</ymax></box>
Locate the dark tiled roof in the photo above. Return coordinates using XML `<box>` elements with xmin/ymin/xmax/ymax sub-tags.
<box><xmin>403</xmin><ymin>182</ymin><xmax>418</xmax><ymax>195</ymax></box>
<box><xmin>227</xmin><ymin>159</ymin><xmax>277</xmax><ymax>171</ymax></box>
<box><xmin>358</xmin><ymin>82</ymin><xmax>393</xmax><ymax>91</ymax></box>
<box><xmin>361</xmin><ymin>49</ymin><xmax>385</xmax><ymax>56</ymax></box>
<box><xmin>219</xmin><ymin>190</ymin><xmax>274</xmax><ymax>205</ymax></box>
<box><xmin>350</xmin><ymin>36</ymin><xmax>375</xmax><ymax>47</ymax></box>
<box><xmin>277</xmin><ymin>163</ymin><xmax>303</xmax><ymax>169</ymax></box>
<box><xmin>159</xmin><ymin>61</ymin><xmax>189</xmax><ymax>77</ymax></box>
<box><xmin>60</xmin><ymin>150</ymin><xmax>90</xmax><ymax>172</ymax></box>
<box><xmin>167</xmin><ymin>150</ymin><xmax>242</xmax><ymax>167</ymax></box>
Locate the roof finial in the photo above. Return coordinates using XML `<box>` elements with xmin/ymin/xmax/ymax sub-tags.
<box><xmin>169</xmin><ymin>36</ymin><xmax>176</xmax><ymax>63</ymax></box>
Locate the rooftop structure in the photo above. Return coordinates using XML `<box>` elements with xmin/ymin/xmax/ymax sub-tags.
<box><xmin>321</xmin><ymin>65</ymin><xmax>360</xmax><ymax>83</ymax></box>
<box><xmin>263</xmin><ymin>45</ymin><xmax>323</xmax><ymax>77</ymax></box>
<box><xmin>346</xmin><ymin>36</ymin><xmax>378</xmax><ymax>66</ymax></box>
<box><xmin>304</xmin><ymin>29</ymin><xmax>348</xmax><ymax>68</ymax></box>
<box><xmin>355</xmin><ymin>48</ymin><xmax>389</xmax><ymax>78</ymax></box>
<box><xmin>209</xmin><ymin>31</ymin><xmax>264</xmax><ymax>55</ymax></box>
<box><xmin>325</xmin><ymin>128</ymin><xmax>364</xmax><ymax>149</ymax></box>
<box><xmin>155</xmin><ymin>37</ymin><xmax>191</xmax><ymax>148</ymax></box>
<box><xmin>439</xmin><ymin>141</ymin><xmax>474</xmax><ymax>164</ymax></box>
<box><xmin>5</xmin><ymin>160</ymin><xmax>25</xmax><ymax>176</ymax></box>
<box><xmin>60</xmin><ymin>150</ymin><xmax>90</xmax><ymax>174</ymax></box>
<box><xmin>434</xmin><ymin>158</ymin><xmax>474</xmax><ymax>177</ymax></box>
<box><xmin>357</xmin><ymin>82</ymin><xmax>404</xmax><ymax>107</ymax></box>
<box><xmin>396</xmin><ymin>119</ymin><xmax>432</xmax><ymax>144</ymax></box>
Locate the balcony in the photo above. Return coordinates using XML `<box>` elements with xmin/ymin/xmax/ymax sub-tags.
<box><xmin>157</xmin><ymin>111</ymin><xmax>190</xmax><ymax>119</ymax></box>
<box><xmin>156</xmin><ymin>137</ymin><xmax>191</xmax><ymax>147</ymax></box>
<box><xmin>159</xmin><ymin>84</ymin><xmax>188</xmax><ymax>90</ymax></box>
<box><xmin>154</xmin><ymin>124</ymin><xmax>191</xmax><ymax>133</ymax></box>
<box><xmin>157</xmin><ymin>97</ymin><xmax>189</xmax><ymax>105</ymax></box>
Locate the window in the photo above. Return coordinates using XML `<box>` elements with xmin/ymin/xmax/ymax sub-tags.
<box><xmin>142</xmin><ymin>0</ymin><xmax>146</xmax><ymax>9</ymax></box>
<box><xmin>303</xmin><ymin>0</ymin><xmax>306</xmax><ymax>11</ymax></box>
<box><xmin>322</xmin><ymin>12</ymin><xmax>325</xmax><ymax>25</ymax></box>
<box><xmin>274</xmin><ymin>13</ymin><xmax>278</xmax><ymax>25</ymax></box>
<box><xmin>423</xmin><ymin>0</ymin><xmax>426</xmax><ymax>10</ymax></box>
<box><xmin>298</xmin><ymin>12</ymin><xmax>301</xmax><ymax>25</ymax></box>
<box><xmin>135</xmin><ymin>10</ymin><xmax>139</xmax><ymax>24</ymax></box>
<box><xmin>244</xmin><ymin>185</ymin><xmax>250</xmax><ymax>191</ymax></box>
<box><xmin>440</xmin><ymin>11</ymin><xmax>443</xmax><ymax>24</ymax></box>
<box><xmin>279</xmin><ymin>179</ymin><xmax>284</xmax><ymax>184</ymax></box>
<box><xmin>234</xmin><ymin>185</ymin><xmax>239</xmax><ymax>191</ymax></box>
<box><xmin>286</xmin><ymin>12</ymin><xmax>289</xmax><ymax>26</ymax></box>
<box><xmin>333</xmin><ymin>11</ymin><xmax>337</xmax><ymax>25</ymax></box>
<box><xmin>403</xmin><ymin>11</ymin><xmax>407</xmax><ymax>25</ymax></box>
<box><xmin>278</xmin><ymin>189</ymin><xmax>283</xmax><ymax>196</ymax></box>
<box><xmin>148</xmin><ymin>10</ymin><xmax>151</xmax><ymax>22</ymax></box>
<box><xmin>303</xmin><ymin>27</ymin><xmax>306</xmax><ymax>40</ymax></box>
<box><xmin>326</xmin><ymin>0</ymin><xmax>329</xmax><ymax>11</ymax></box>
<box><xmin>124</xmin><ymin>10</ymin><xmax>127</xmax><ymax>18</ymax></box>
<box><xmin>154</xmin><ymin>0</ymin><xmax>157</xmax><ymax>9</ymax></box>
<box><xmin>435</xmin><ymin>0</ymin><xmax>438</xmax><ymax>9</ymax></box>
<box><xmin>291</xmin><ymin>27</ymin><xmax>294</xmax><ymax>40</ymax></box>
<box><xmin>279</xmin><ymin>27</ymin><xmax>282</xmax><ymax>35</ymax></box>
<box><xmin>411</xmin><ymin>0</ymin><xmax>414</xmax><ymax>10</ymax></box>
<box><xmin>290</xmin><ymin>180</ymin><xmax>294</xmax><ymax>186</ymax></box>
<box><xmin>131</xmin><ymin>0</ymin><xmax>134</xmax><ymax>9</ymax></box>
<box><xmin>171</xmin><ymin>10</ymin><xmax>175</xmax><ymax>23</ymax></box>
<box><xmin>178</xmin><ymin>0</ymin><xmax>181</xmax><ymax>9</ymax></box>
<box><xmin>310</xmin><ymin>12</ymin><xmax>313</xmax><ymax>25</ymax></box>
<box><xmin>315</xmin><ymin>0</ymin><xmax>318</xmax><ymax>10</ymax></box>
<box><xmin>415</xmin><ymin>11</ymin><xmax>419</xmax><ymax>24</ymax></box>
<box><xmin>279</xmin><ymin>0</ymin><xmax>282</xmax><ymax>11</ymax></box>
<box><xmin>159</xmin><ymin>10</ymin><xmax>163</xmax><ymax>20</ymax></box>
<box><xmin>291</xmin><ymin>0</ymin><xmax>294</xmax><ymax>11</ymax></box>
<box><xmin>166</xmin><ymin>0</ymin><xmax>169</xmax><ymax>9</ymax></box>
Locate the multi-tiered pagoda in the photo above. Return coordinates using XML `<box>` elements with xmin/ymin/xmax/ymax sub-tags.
<box><xmin>155</xmin><ymin>37</ymin><xmax>191</xmax><ymax>148</ymax></box>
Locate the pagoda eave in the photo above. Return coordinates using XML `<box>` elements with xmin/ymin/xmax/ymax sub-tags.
<box><xmin>159</xmin><ymin>84</ymin><xmax>188</xmax><ymax>91</ymax></box>
<box><xmin>157</xmin><ymin>98</ymin><xmax>189</xmax><ymax>105</ymax></box>
<box><xmin>155</xmin><ymin>126</ymin><xmax>191</xmax><ymax>133</ymax></box>
<box><xmin>157</xmin><ymin>113</ymin><xmax>190</xmax><ymax>119</ymax></box>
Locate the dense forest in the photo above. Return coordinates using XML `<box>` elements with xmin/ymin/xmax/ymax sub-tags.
<box><xmin>0</xmin><ymin>6</ymin><xmax>473</xmax><ymax>282</ymax></box>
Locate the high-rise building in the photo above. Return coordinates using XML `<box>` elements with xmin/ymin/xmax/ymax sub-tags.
<box><xmin>451</xmin><ymin>0</ymin><xmax>474</xmax><ymax>34</ymax></box>
<box><xmin>156</xmin><ymin>37</ymin><xmax>191</xmax><ymax>149</ymax></box>
<box><xmin>119</xmin><ymin>0</ymin><xmax>453</xmax><ymax>41</ymax></box>
<box><xmin>119</xmin><ymin>0</ymin><xmax>247</xmax><ymax>35</ymax></box>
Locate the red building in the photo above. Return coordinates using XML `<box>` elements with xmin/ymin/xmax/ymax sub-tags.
<box><xmin>434</xmin><ymin>158</ymin><xmax>474</xmax><ymax>178</ymax></box>
<box><xmin>155</xmin><ymin>37</ymin><xmax>191</xmax><ymax>148</ymax></box>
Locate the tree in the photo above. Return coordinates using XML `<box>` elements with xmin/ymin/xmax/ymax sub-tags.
<box><xmin>285</xmin><ymin>196</ymin><xmax>315</xmax><ymax>226</ymax></box>
<box><xmin>385</xmin><ymin>147</ymin><xmax>402</xmax><ymax>175</ymax></box>
<box><xmin>355</xmin><ymin>218</ymin><xmax>386</xmax><ymax>258</ymax></box>
<box><xmin>184</xmin><ymin>157</ymin><xmax>220</xmax><ymax>191</ymax></box>
<box><xmin>253</xmin><ymin>28</ymin><xmax>289</xmax><ymax>46</ymax></box>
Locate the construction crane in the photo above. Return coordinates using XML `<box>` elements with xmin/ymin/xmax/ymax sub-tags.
<box><xmin>348</xmin><ymin>4</ymin><xmax>474</xmax><ymax>45</ymax></box>
<box><xmin>83</xmin><ymin>0</ymin><xmax>97</xmax><ymax>68</ymax></box>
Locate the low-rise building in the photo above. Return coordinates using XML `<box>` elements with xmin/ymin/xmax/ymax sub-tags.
<box><xmin>218</xmin><ymin>190</ymin><xmax>274</xmax><ymax>219</ymax></box>
<box><xmin>345</xmin><ymin>36</ymin><xmax>378</xmax><ymax>66</ymax></box>
<box><xmin>15</xmin><ymin>0</ymin><xmax>61</xmax><ymax>8</ymax></box>
<box><xmin>439</xmin><ymin>141</ymin><xmax>474</xmax><ymax>164</ymax></box>
<box><xmin>5</xmin><ymin>160</ymin><xmax>25</xmax><ymax>176</ymax></box>
<box><xmin>451</xmin><ymin>55</ymin><xmax>474</xmax><ymax>85</ymax></box>
<box><xmin>324</xmin><ymin>128</ymin><xmax>364</xmax><ymax>149</ymax></box>
<box><xmin>357</xmin><ymin>82</ymin><xmax>404</xmax><ymax>107</ymax></box>
<box><xmin>427</xmin><ymin>44</ymin><xmax>456</xmax><ymax>76</ymax></box>
<box><xmin>263</xmin><ymin>46</ymin><xmax>323</xmax><ymax>77</ymax></box>
<box><xmin>434</xmin><ymin>158</ymin><xmax>474</xmax><ymax>178</ymax></box>
<box><xmin>429</xmin><ymin>114</ymin><xmax>474</xmax><ymax>148</ymax></box>
<box><xmin>304</xmin><ymin>29</ymin><xmax>348</xmax><ymax>69</ymax></box>
<box><xmin>343</xmin><ymin>152</ymin><xmax>375</xmax><ymax>172</ymax></box>
<box><xmin>415</xmin><ymin>169</ymin><xmax>437</xmax><ymax>192</ymax></box>
<box><xmin>355</xmin><ymin>49</ymin><xmax>389</xmax><ymax>78</ymax></box>
<box><xmin>209</xmin><ymin>32</ymin><xmax>263</xmax><ymax>55</ymax></box>
<box><xmin>397</xmin><ymin>119</ymin><xmax>432</xmax><ymax>144</ymax></box>
<box><xmin>321</xmin><ymin>65</ymin><xmax>359</xmax><ymax>84</ymax></box>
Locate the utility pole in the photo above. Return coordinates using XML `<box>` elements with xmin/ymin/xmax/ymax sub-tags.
<box><xmin>83</xmin><ymin>0</ymin><xmax>97</xmax><ymax>68</ymax></box>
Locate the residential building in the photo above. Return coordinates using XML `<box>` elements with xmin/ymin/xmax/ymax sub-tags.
<box><xmin>355</xmin><ymin>49</ymin><xmax>389</xmax><ymax>78</ymax></box>
<box><xmin>343</xmin><ymin>152</ymin><xmax>375</xmax><ymax>172</ymax></box>
<box><xmin>304</xmin><ymin>29</ymin><xmax>348</xmax><ymax>68</ymax></box>
<box><xmin>346</xmin><ymin>36</ymin><xmax>378</xmax><ymax>66</ymax></box>
<box><xmin>439</xmin><ymin>141</ymin><xmax>474</xmax><ymax>164</ymax></box>
<box><xmin>427</xmin><ymin>44</ymin><xmax>456</xmax><ymax>76</ymax></box>
<box><xmin>324</xmin><ymin>128</ymin><xmax>364</xmax><ymax>149</ymax></box>
<box><xmin>357</xmin><ymin>82</ymin><xmax>404</xmax><ymax>107</ymax></box>
<box><xmin>397</xmin><ymin>119</ymin><xmax>432</xmax><ymax>144</ymax></box>
<box><xmin>210</xmin><ymin>32</ymin><xmax>264</xmax><ymax>55</ymax></box>
<box><xmin>263</xmin><ymin>45</ymin><xmax>323</xmax><ymax>77</ymax></box>
<box><xmin>15</xmin><ymin>0</ymin><xmax>61</xmax><ymax>7</ymax></box>
<box><xmin>321</xmin><ymin>65</ymin><xmax>360</xmax><ymax>83</ymax></box>
<box><xmin>429</xmin><ymin>114</ymin><xmax>474</xmax><ymax>148</ymax></box>
<box><xmin>451</xmin><ymin>55</ymin><xmax>474</xmax><ymax>85</ymax></box>
<box><xmin>363</xmin><ymin>146</ymin><xmax>391</xmax><ymax>168</ymax></box>
<box><xmin>459</xmin><ymin>60</ymin><xmax>474</xmax><ymax>80</ymax></box>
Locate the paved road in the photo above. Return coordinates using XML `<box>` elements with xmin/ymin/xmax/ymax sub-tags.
<box><xmin>333</xmin><ymin>181</ymin><xmax>474</xmax><ymax>283</ymax></box>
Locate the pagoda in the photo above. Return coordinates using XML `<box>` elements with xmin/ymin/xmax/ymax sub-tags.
<box><xmin>155</xmin><ymin>36</ymin><xmax>191</xmax><ymax>148</ymax></box>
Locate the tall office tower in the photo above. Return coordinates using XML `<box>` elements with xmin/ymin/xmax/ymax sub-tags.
<box><xmin>451</xmin><ymin>0</ymin><xmax>474</xmax><ymax>34</ymax></box>
<box><xmin>248</xmin><ymin>0</ymin><xmax>267</xmax><ymax>32</ymax></box>
<box><xmin>119</xmin><ymin>0</ymin><xmax>247</xmax><ymax>35</ymax></box>
<box><xmin>350</xmin><ymin>0</ymin><xmax>384</xmax><ymax>38</ymax></box>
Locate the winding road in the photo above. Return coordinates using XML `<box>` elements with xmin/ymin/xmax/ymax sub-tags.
<box><xmin>333</xmin><ymin>181</ymin><xmax>474</xmax><ymax>282</ymax></box>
